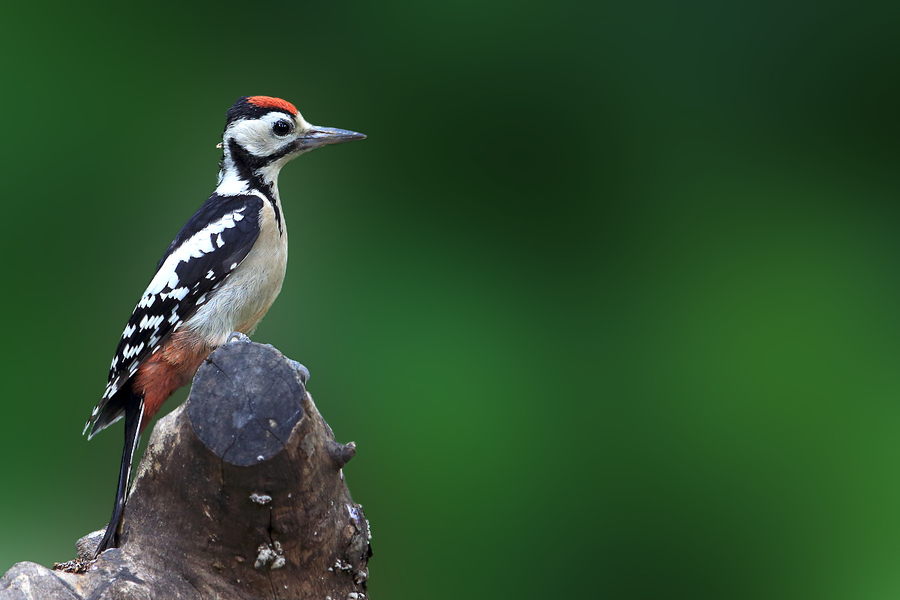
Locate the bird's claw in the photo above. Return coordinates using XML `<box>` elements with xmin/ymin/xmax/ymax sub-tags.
<box><xmin>228</xmin><ymin>331</ymin><xmax>251</xmax><ymax>344</ymax></box>
<box><xmin>289</xmin><ymin>360</ymin><xmax>310</xmax><ymax>385</ymax></box>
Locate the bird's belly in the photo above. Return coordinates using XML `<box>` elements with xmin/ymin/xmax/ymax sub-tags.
<box><xmin>182</xmin><ymin>238</ymin><xmax>288</xmax><ymax>345</ymax></box>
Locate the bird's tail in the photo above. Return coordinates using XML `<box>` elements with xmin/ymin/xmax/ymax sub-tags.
<box><xmin>94</xmin><ymin>386</ymin><xmax>144</xmax><ymax>557</ymax></box>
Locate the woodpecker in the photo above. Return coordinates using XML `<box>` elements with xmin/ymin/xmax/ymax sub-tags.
<box><xmin>83</xmin><ymin>96</ymin><xmax>365</xmax><ymax>557</ymax></box>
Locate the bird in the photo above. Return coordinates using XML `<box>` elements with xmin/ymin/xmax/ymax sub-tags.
<box><xmin>83</xmin><ymin>95</ymin><xmax>365</xmax><ymax>557</ymax></box>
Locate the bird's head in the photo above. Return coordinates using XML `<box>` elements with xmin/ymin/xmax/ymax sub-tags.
<box><xmin>218</xmin><ymin>96</ymin><xmax>365</xmax><ymax>192</ymax></box>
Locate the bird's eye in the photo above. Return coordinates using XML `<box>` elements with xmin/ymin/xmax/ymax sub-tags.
<box><xmin>272</xmin><ymin>119</ymin><xmax>293</xmax><ymax>136</ymax></box>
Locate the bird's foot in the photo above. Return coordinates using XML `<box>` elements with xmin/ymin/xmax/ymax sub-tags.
<box><xmin>225</xmin><ymin>332</ymin><xmax>307</xmax><ymax>383</ymax></box>
<box><xmin>289</xmin><ymin>360</ymin><xmax>310</xmax><ymax>385</ymax></box>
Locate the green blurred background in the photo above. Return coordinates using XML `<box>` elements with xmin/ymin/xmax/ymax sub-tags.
<box><xmin>1</xmin><ymin>1</ymin><xmax>899</xmax><ymax>598</ymax></box>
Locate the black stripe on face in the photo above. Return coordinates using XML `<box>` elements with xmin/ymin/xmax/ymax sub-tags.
<box><xmin>227</xmin><ymin>137</ymin><xmax>297</xmax><ymax>173</ymax></box>
<box><xmin>227</xmin><ymin>138</ymin><xmax>293</xmax><ymax>231</ymax></box>
<box><xmin>227</xmin><ymin>137</ymin><xmax>298</xmax><ymax>173</ymax></box>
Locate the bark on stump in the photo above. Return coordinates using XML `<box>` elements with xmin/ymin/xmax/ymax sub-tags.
<box><xmin>0</xmin><ymin>340</ymin><xmax>371</xmax><ymax>600</ymax></box>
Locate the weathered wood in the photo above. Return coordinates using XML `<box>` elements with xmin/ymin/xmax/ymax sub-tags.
<box><xmin>0</xmin><ymin>341</ymin><xmax>371</xmax><ymax>600</ymax></box>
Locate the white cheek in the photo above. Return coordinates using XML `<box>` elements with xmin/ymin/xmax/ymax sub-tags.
<box><xmin>227</xmin><ymin>116</ymin><xmax>297</xmax><ymax>157</ymax></box>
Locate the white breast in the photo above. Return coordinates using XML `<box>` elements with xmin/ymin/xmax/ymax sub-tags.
<box><xmin>182</xmin><ymin>199</ymin><xmax>288</xmax><ymax>345</ymax></box>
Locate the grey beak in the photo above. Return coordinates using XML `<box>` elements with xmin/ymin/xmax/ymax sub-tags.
<box><xmin>300</xmin><ymin>126</ymin><xmax>366</xmax><ymax>151</ymax></box>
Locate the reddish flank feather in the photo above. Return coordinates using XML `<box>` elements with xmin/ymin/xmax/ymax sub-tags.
<box><xmin>248</xmin><ymin>96</ymin><xmax>298</xmax><ymax>115</ymax></box>
<box><xmin>132</xmin><ymin>330</ymin><xmax>215</xmax><ymax>431</ymax></box>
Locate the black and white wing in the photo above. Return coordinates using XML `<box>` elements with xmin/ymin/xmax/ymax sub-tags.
<box><xmin>85</xmin><ymin>193</ymin><xmax>264</xmax><ymax>437</ymax></box>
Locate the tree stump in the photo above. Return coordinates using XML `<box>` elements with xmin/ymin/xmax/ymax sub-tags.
<box><xmin>0</xmin><ymin>340</ymin><xmax>372</xmax><ymax>600</ymax></box>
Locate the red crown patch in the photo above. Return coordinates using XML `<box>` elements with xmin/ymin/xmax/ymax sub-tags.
<box><xmin>247</xmin><ymin>96</ymin><xmax>298</xmax><ymax>115</ymax></box>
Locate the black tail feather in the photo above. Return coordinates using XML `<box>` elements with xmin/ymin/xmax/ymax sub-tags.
<box><xmin>87</xmin><ymin>390</ymin><xmax>128</xmax><ymax>439</ymax></box>
<box><xmin>94</xmin><ymin>386</ymin><xmax>144</xmax><ymax>557</ymax></box>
